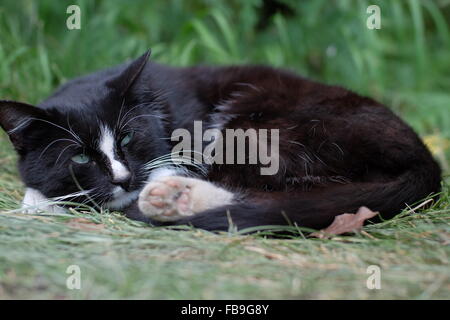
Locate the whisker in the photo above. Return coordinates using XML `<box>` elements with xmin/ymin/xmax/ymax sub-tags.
<box><xmin>52</xmin><ymin>189</ymin><xmax>95</xmax><ymax>201</ymax></box>
<box><xmin>55</xmin><ymin>143</ymin><xmax>78</xmax><ymax>165</ymax></box>
<box><xmin>117</xmin><ymin>102</ymin><xmax>148</xmax><ymax>129</ymax></box>
<box><xmin>11</xmin><ymin>117</ymin><xmax>83</xmax><ymax>144</ymax></box>
<box><xmin>120</xmin><ymin>113</ymin><xmax>164</xmax><ymax>131</ymax></box>
<box><xmin>66</xmin><ymin>114</ymin><xmax>83</xmax><ymax>143</ymax></box>
<box><xmin>68</xmin><ymin>164</ymin><xmax>102</xmax><ymax>210</ymax></box>
<box><xmin>115</xmin><ymin>97</ymin><xmax>127</xmax><ymax>132</ymax></box>
<box><xmin>39</xmin><ymin>138</ymin><xmax>79</xmax><ymax>160</ymax></box>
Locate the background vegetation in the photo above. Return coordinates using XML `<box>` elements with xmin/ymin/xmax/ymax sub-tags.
<box><xmin>0</xmin><ymin>0</ymin><xmax>449</xmax><ymax>299</ymax></box>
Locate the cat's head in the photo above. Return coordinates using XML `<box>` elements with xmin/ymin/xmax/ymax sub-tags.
<box><xmin>0</xmin><ymin>50</ymin><xmax>171</xmax><ymax>209</ymax></box>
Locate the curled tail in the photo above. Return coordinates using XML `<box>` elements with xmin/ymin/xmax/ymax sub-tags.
<box><xmin>170</xmin><ymin>161</ymin><xmax>441</xmax><ymax>232</ymax></box>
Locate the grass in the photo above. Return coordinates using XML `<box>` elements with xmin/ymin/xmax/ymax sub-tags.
<box><xmin>0</xmin><ymin>0</ymin><xmax>449</xmax><ymax>299</ymax></box>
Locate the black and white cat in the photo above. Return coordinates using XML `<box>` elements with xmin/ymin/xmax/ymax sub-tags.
<box><xmin>0</xmin><ymin>51</ymin><xmax>441</xmax><ymax>231</ymax></box>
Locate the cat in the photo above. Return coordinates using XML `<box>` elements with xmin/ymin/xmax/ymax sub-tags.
<box><xmin>0</xmin><ymin>50</ymin><xmax>442</xmax><ymax>232</ymax></box>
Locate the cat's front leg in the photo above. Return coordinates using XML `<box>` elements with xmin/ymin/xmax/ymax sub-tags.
<box><xmin>22</xmin><ymin>188</ymin><xmax>66</xmax><ymax>214</ymax></box>
<box><xmin>138</xmin><ymin>176</ymin><xmax>235</xmax><ymax>221</ymax></box>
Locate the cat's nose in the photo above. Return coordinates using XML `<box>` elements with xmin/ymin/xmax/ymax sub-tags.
<box><xmin>112</xmin><ymin>176</ymin><xmax>132</xmax><ymax>191</ymax></box>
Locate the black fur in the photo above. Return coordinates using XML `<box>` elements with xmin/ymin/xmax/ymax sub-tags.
<box><xmin>0</xmin><ymin>51</ymin><xmax>441</xmax><ymax>232</ymax></box>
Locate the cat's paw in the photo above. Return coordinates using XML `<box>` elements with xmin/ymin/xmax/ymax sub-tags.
<box><xmin>138</xmin><ymin>176</ymin><xmax>234</xmax><ymax>221</ymax></box>
<box><xmin>138</xmin><ymin>176</ymin><xmax>195</xmax><ymax>221</ymax></box>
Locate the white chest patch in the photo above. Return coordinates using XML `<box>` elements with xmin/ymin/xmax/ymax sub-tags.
<box><xmin>22</xmin><ymin>188</ymin><xmax>66</xmax><ymax>214</ymax></box>
<box><xmin>105</xmin><ymin>187</ymin><xmax>139</xmax><ymax>209</ymax></box>
<box><xmin>99</xmin><ymin>126</ymin><xmax>130</xmax><ymax>180</ymax></box>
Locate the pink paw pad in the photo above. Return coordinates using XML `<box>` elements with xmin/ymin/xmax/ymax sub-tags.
<box><xmin>138</xmin><ymin>177</ymin><xmax>194</xmax><ymax>221</ymax></box>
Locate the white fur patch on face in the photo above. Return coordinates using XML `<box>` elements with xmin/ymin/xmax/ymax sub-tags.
<box><xmin>99</xmin><ymin>126</ymin><xmax>130</xmax><ymax>181</ymax></box>
<box><xmin>105</xmin><ymin>187</ymin><xmax>139</xmax><ymax>209</ymax></box>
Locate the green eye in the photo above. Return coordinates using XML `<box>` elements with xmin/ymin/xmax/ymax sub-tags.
<box><xmin>121</xmin><ymin>132</ymin><xmax>134</xmax><ymax>147</ymax></box>
<box><xmin>71</xmin><ymin>154</ymin><xmax>90</xmax><ymax>164</ymax></box>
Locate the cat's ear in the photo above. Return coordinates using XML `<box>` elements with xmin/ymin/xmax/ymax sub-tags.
<box><xmin>0</xmin><ymin>100</ymin><xmax>47</xmax><ymax>152</ymax></box>
<box><xmin>106</xmin><ymin>50</ymin><xmax>152</xmax><ymax>97</ymax></box>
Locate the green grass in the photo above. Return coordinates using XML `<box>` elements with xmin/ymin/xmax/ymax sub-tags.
<box><xmin>0</xmin><ymin>0</ymin><xmax>449</xmax><ymax>299</ymax></box>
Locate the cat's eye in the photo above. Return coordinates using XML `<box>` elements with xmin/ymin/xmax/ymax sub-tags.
<box><xmin>71</xmin><ymin>154</ymin><xmax>90</xmax><ymax>164</ymax></box>
<box><xmin>121</xmin><ymin>132</ymin><xmax>134</xmax><ymax>147</ymax></box>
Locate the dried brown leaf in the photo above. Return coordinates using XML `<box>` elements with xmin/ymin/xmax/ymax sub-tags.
<box><xmin>312</xmin><ymin>206</ymin><xmax>379</xmax><ymax>239</ymax></box>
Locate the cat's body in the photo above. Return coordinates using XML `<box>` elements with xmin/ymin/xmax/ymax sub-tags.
<box><xmin>0</xmin><ymin>51</ymin><xmax>441</xmax><ymax>232</ymax></box>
